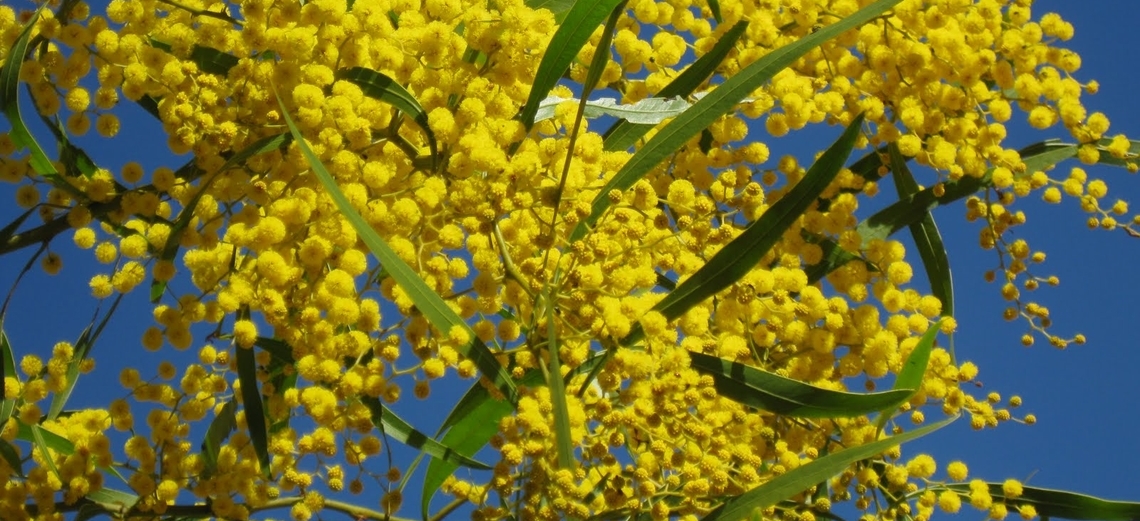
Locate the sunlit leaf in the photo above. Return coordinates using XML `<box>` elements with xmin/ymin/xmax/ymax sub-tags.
<box><xmin>874</xmin><ymin>320</ymin><xmax>940</xmax><ymax>432</ymax></box>
<box><xmin>603</xmin><ymin>20</ymin><xmax>748</xmax><ymax>151</ymax></box>
<box><xmin>517</xmin><ymin>0</ymin><xmax>627</xmax><ymax>129</ymax></box>
<box><xmin>534</xmin><ymin>96</ymin><xmax>692</xmax><ymax>125</ymax></box>
<box><xmin>700</xmin><ymin>416</ymin><xmax>957</xmax><ymax>521</ymax></box>
<box><xmin>570</xmin><ymin>0</ymin><xmax>903</xmax><ymax>242</ymax></box>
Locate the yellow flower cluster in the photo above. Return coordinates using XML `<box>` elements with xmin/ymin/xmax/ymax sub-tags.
<box><xmin>0</xmin><ymin>0</ymin><xmax>1123</xmax><ymax>519</ymax></box>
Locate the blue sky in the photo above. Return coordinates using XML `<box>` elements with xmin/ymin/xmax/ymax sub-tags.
<box><xmin>1</xmin><ymin>0</ymin><xmax>1138</xmax><ymax>518</ymax></box>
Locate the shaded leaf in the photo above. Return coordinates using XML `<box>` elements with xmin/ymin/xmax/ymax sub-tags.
<box><xmin>235</xmin><ymin>342</ymin><xmax>272</xmax><ymax>479</ymax></box>
<box><xmin>0</xmin><ymin>5</ymin><xmax>82</xmax><ymax>199</ymax></box>
<box><xmin>1</xmin><ymin>323</ymin><xmax>16</xmax><ymax>412</ymax></box>
<box><xmin>48</xmin><ymin>295</ymin><xmax>123</xmax><ymax>420</ymax></box>
<box><xmin>361</xmin><ymin>396</ymin><xmax>492</xmax><ymax>470</ymax></box>
<box><xmin>706</xmin><ymin>0</ymin><xmax>722</xmax><ymax>23</ymax></box>
<box><xmin>889</xmin><ymin>144</ymin><xmax>953</xmax><ymax>318</ymax></box>
<box><xmin>0</xmin><ymin>438</ymin><xmax>22</xmax><ymax>478</ymax></box>
<box><xmin>944</xmin><ymin>483</ymin><xmax>1140</xmax><ymax>521</ymax></box>
<box><xmin>625</xmin><ymin>114</ymin><xmax>864</xmax><ymax>345</ymax></box>
<box><xmin>700</xmin><ymin>416</ymin><xmax>957</xmax><ymax>521</ymax></box>
<box><xmin>517</xmin><ymin>0</ymin><xmax>627</xmax><ymax>129</ymax></box>
<box><xmin>570</xmin><ymin>0</ymin><xmax>903</xmax><ymax>242</ymax></box>
<box><xmin>335</xmin><ymin>67</ymin><xmax>438</xmax><ymax>165</ymax></box>
<box><xmin>275</xmin><ymin>89</ymin><xmax>519</xmax><ymax>405</ymax></box>
<box><xmin>688</xmin><ymin>351</ymin><xmax>914</xmax><ymax>418</ymax></box>
<box><xmin>200</xmin><ymin>400</ymin><xmax>237</xmax><ymax>479</ymax></box>
<box><xmin>603</xmin><ymin>20</ymin><xmax>748</xmax><ymax>151</ymax></box>
<box><xmin>151</xmin><ymin>132</ymin><xmax>292</xmax><ymax>302</ymax></box>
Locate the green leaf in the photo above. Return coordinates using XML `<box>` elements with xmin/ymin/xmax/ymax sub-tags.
<box><xmin>335</xmin><ymin>67</ymin><xmax>438</xmax><ymax>165</ymax></box>
<box><xmin>83</xmin><ymin>487</ymin><xmax>139</xmax><ymax>519</ymax></box>
<box><xmin>688</xmin><ymin>351</ymin><xmax>913</xmax><ymax>418</ymax></box>
<box><xmin>199</xmin><ymin>400</ymin><xmax>237</xmax><ymax>479</ymax></box>
<box><xmin>47</xmin><ymin>295</ymin><xmax>123</xmax><ymax>420</ymax></box>
<box><xmin>274</xmin><ymin>88</ymin><xmax>519</xmax><ymax>405</ymax></box>
<box><xmin>254</xmin><ymin>336</ymin><xmax>296</xmax><ymax>366</ymax></box>
<box><xmin>570</xmin><ymin>0</ymin><xmax>903</xmax><ymax>242</ymax></box>
<box><xmin>28</xmin><ymin>423</ymin><xmax>63</xmax><ymax>482</ymax></box>
<box><xmin>544</xmin><ymin>288</ymin><xmax>575</xmax><ymax>470</ymax></box>
<box><xmin>420</xmin><ymin>379</ymin><xmax>517</xmax><ymax>516</ymax></box>
<box><xmin>150</xmin><ymin>132</ymin><xmax>292</xmax><ymax>302</ymax></box>
<box><xmin>889</xmin><ymin>144</ymin><xmax>953</xmax><ymax>318</ymax></box>
<box><xmin>0</xmin><ymin>4</ymin><xmax>83</xmax><ymax>200</ymax></box>
<box><xmin>516</xmin><ymin>0</ymin><xmax>627</xmax><ymax>129</ymax></box>
<box><xmin>603</xmin><ymin>20</ymin><xmax>748</xmax><ymax>152</ymax></box>
<box><xmin>700</xmin><ymin>416</ymin><xmax>957</xmax><ymax>521</ymax></box>
<box><xmin>706</xmin><ymin>0</ymin><xmax>723</xmax><ymax>23</ymax></box>
<box><xmin>534</xmin><ymin>96</ymin><xmax>692</xmax><ymax>125</ymax></box>
<box><xmin>1</xmin><ymin>322</ymin><xmax>16</xmax><ymax>414</ymax></box>
<box><xmin>625</xmin><ymin>114</ymin><xmax>864</xmax><ymax>346</ymax></box>
<box><xmin>0</xmin><ymin>437</ymin><xmax>23</xmax><ymax>477</ymax></box>
<box><xmin>943</xmin><ymin>483</ymin><xmax>1140</xmax><ymax>521</ymax></box>
<box><xmin>234</xmin><ymin>341</ymin><xmax>272</xmax><ymax>479</ymax></box>
<box><xmin>874</xmin><ymin>319</ymin><xmax>940</xmax><ymax>432</ymax></box>
<box><xmin>189</xmin><ymin>44</ymin><xmax>240</xmax><ymax>75</ymax></box>
<box><xmin>525</xmin><ymin>0</ymin><xmax>575</xmax><ymax>23</ymax></box>
<box><xmin>361</xmin><ymin>396</ymin><xmax>492</xmax><ymax>470</ymax></box>
<box><xmin>422</xmin><ymin>354</ymin><xmax>606</xmax><ymax>515</ymax></box>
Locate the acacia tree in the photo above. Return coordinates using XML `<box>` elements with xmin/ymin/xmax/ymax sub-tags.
<box><xmin>0</xmin><ymin>0</ymin><xmax>1138</xmax><ymax>520</ymax></box>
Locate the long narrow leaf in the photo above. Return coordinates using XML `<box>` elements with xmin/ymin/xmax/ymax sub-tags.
<box><xmin>0</xmin><ymin>5</ymin><xmax>83</xmax><ymax>199</ymax></box>
<box><xmin>422</xmin><ymin>354</ymin><xmax>606</xmax><ymax>515</ymax></box>
<box><xmin>603</xmin><ymin>20</ymin><xmax>748</xmax><ymax>152</ymax></box>
<box><xmin>336</xmin><ymin>67</ymin><xmax>438</xmax><ymax>164</ymax></box>
<box><xmin>48</xmin><ymin>295</ymin><xmax>124</xmax><ymax>420</ymax></box>
<box><xmin>943</xmin><ymin>483</ymin><xmax>1140</xmax><ymax>521</ymax></box>
<box><xmin>1</xmin><ymin>323</ymin><xmax>16</xmax><ymax>409</ymax></box>
<box><xmin>525</xmin><ymin>0</ymin><xmax>575</xmax><ymax>23</ymax></box>
<box><xmin>0</xmin><ymin>438</ymin><xmax>22</xmax><ymax>477</ymax></box>
<box><xmin>570</xmin><ymin>0</ymin><xmax>903</xmax><ymax>242</ymax></box>
<box><xmin>807</xmin><ymin>138</ymin><xmax>1140</xmax><ymax>282</ymax></box>
<box><xmin>874</xmin><ymin>320</ymin><xmax>939</xmax><ymax>432</ymax></box>
<box><xmin>700</xmin><ymin>416</ymin><xmax>957</xmax><ymax>521</ymax></box>
<box><xmin>517</xmin><ymin>0</ymin><xmax>627</xmax><ymax>129</ymax></box>
<box><xmin>889</xmin><ymin>144</ymin><xmax>953</xmax><ymax>318</ymax></box>
<box><xmin>625</xmin><ymin>114</ymin><xmax>864</xmax><ymax>346</ymax></box>
<box><xmin>235</xmin><ymin>340</ymin><xmax>272</xmax><ymax>479</ymax></box>
<box><xmin>274</xmin><ymin>88</ymin><xmax>519</xmax><ymax>405</ymax></box>
<box><xmin>688</xmin><ymin>351</ymin><xmax>913</xmax><ymax>418</ymax></box>
<box><xmin>150</xmin><ymin>132</ymin><xmax>292</xmax><ymax>302</ymax></box>
<box><xmin>544</xmin><ymin>289</ymin><xmax>575</xmax><ymax>470</ymax></box>
<box><xmin>199</xmin><ymin>400</ymin><xmax>237</xmax><ymax>479</ymax></box>
<box><xmin>361</xmin><ymin>396</ymin><xmax>491</xmax><ymax>470</ymax></box>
